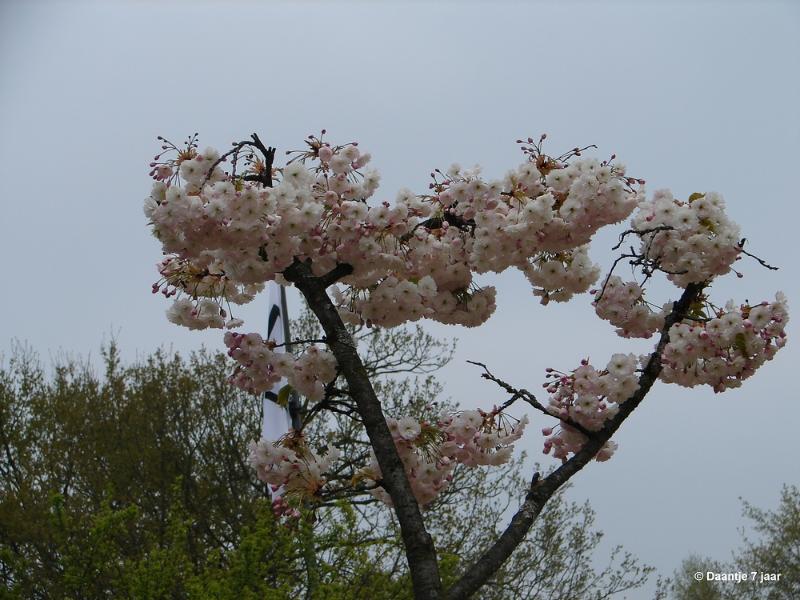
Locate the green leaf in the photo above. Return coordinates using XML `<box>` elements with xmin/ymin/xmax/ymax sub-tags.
<box><xmin>277</xmin><ymin>384</ymin><xmax>293</xmax><ymax>407</ymax></box>
<box><xmin>734</xmin><ymin>332</ymin><xmax>749</xmax><ymax>357</ymax></box>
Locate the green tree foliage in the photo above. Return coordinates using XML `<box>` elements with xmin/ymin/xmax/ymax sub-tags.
<box><xmin>669</xmin><ymin>555</ymin><xmax>725</xmax><ymax>600</ymax></box>
<box><xmin>1</xmin><ymin>319</ymin><xmax>655</xmax><ymax>598</ymax></box>
<box><xmin>670</xmin><ymin>486</ymin><xmax>799</xmax><ymax>600</ymax></box>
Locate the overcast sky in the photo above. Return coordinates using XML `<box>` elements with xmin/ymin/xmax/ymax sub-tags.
<box><xmin>2</xmin><ymin>0</ymin><xmax>798</xmax><ymax>593</ymax></box>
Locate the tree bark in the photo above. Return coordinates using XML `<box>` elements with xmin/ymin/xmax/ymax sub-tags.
<box><xmin>284</xmin><ymin>260</ymin><xmax>443</xmax><ymax>599</ymax></box>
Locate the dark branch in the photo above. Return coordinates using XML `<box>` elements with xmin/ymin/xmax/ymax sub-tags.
<box><xmin>202</xmin><ymin>132</ymin><xmax>276</xmax><ymax>188</ymax></box>
<box><xmin>737</xmin><ymin>238</ymin><xmax>779</xmax><ymax>271</ymax></box>
<box><xmin>400</xmin><ymin>211</ymin><xmax>477</xmax><ymax>243</ymax></box>
<box><xmin>466</xmin><ymin>360</ymin><xmax>597</xmax><ymax>439</ymax></box>
<box><xmin>284</xmin><ymin>259</ymin><xmax>443</xmax><ymax>600</ymax></box>
<box><xmin>269</xmin><ymin>338</ymin><xmax>328</xmax><ymax>350</ymax></box>
<box><xmin>445</xmin><ymin>282</ymin><xmax>705</xmax><ymax>600</ymax></box>
<box><xmin>319</xmin><ymin>262</ymin><xmax>355</xmax><ymax>288</ymax></box>
<box><xmin>611</xmin><ymin>225</ymin><xmax>674</xmax><ymax>251</ymax></box>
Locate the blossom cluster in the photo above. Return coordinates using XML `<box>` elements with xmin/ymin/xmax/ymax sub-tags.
<box><xmin>223</xmin><ymin>332</ymin><xmax>337</xmax><ymax>401</ymax></box>
<box><xmin>521</xmin><ymin>245</ymin><xmax>601</xmax><ymax>305</ymax></box>
<box><xmin>660</xmin><ymin>293</ymin><xmax>788</xmax><ymax>392</ymax></box>
<box><xmin>166</xmin><ymin>298</ymin><xmax>226</xmax><ymax>330</ymax></box>
<box><xmin>248</xmin><ymin>432</ymin><xmax>340</xmax><ymax>507</ymax></box>
<box><xmin>592</xmin><ymin>276</ymin><xmax>673</xmax><ymax>339</ymax></box>
<box><xmin>155</xmin><ymin>256</ymin><xmax>262</xmax><ymax>330</ymax></box>
<box><xmin>541</xmin><ymin>354</ymin><xmax>641</xmax><ymax>462</ymax></box>
<box><xmin>332</xmin><ymin>276</ymin><xmax>498</xmax><ymax>328</ymax></box>
<box><xmin>145</xmin><ymin>135</ymin><xmax>642</xmax><ymax>336</ymax></box>
<box><xmin>630</xmin><ymin>190</ymin><xmax>742</xmax><ymax>287</ymax></box>
<box><xmin>360</xmin><ymin>410</ymin><xmax>529</xmax><ymax>506</ymax></box>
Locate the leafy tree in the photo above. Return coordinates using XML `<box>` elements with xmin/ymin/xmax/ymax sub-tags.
<box><xmin>735</xmin><ymin>485</ymin><xmax>800</xmax><ymax>598</ymax></box>
<box><xmin>669</xmin><ymin>555</ymin><xmax>725</xmax><ymax>600</ymax></box>
<box><xmin>670</xmin><ymin>486</ymin><xmax>799</xmax><ymax>600</ymax></box>
<box><xmin>1</xmin><ymin>326</ymin><xmax>653</xmax><ymax>598</ymax></box>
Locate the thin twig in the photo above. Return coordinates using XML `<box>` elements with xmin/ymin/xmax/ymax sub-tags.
<box><xmin>466</xmin><ymin>360</ymin><xmax>597</xmax><ymax>439</ymax></box>
<box><xmin>270</xmin><ymin>338</ymin><xmax>328</xmax><ymax>350</ymax></box>
<box><xmin>738</xmin><ymin>238</ymin><xmax>779</xmax><ymax>271</ymax></box>
<box><xmin>612</xmin><ymin>225</ymin><xmax>674</xmax><ymax>251</ymax></box>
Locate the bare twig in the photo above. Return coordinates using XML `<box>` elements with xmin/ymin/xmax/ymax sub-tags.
<box><xmin>270</xmin><ymin>338</ymin><xmax>328</xmax><ymax>350</ymax></box>
<box><xmin>202</xmin><ymin>133</ymin><xmax>276</xmax><ymax>188</ymax></box>
<box><xmin>466</xmin><ymin>361</ymin><xmax>597</xmax><ymax>439</ymax></box>
<box><xmin>612</xmin><ymin>225</ymin><xmax>674</xmax><ymax>251</ymax></box>
<box><xmin>737</xmin><ymin>238</ymin><xmax>779</xmax><ymax>271</ymax></box>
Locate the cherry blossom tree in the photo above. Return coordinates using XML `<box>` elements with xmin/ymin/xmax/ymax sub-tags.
<box><xmin>143</xmin><ymin>131</ymin><xmax>788</xmax><ymax>599</ymax></box>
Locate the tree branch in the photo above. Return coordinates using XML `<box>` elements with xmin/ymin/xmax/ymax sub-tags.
<box><xmin>203</xmin><ymin>132</ymin><xmax>276</xmax><ymax>188</ymax></box>
<box><xmin>737</xmin><ymin>238</ymin><xmax>779</xmax><ymax>271</ymax></box>
<box><xmin>319</xmin><ymin>262</ymin><xmax>355</xmax><ymax>288</ymax></box>
<box><xmin>445</xmin><ymin>281</ymin><xmax>705</xmax><ymax>600</ymax></box>
<box><xmin>466</xmin><ymin>360</ymin><xmax>597</xmax><ymax>439</ymax></box>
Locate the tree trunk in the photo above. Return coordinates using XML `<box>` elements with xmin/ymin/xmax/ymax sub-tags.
<box><xmin>285</xmin><ymin>260</ymin><xmax>443</xmax><ymax>599</ymax></box>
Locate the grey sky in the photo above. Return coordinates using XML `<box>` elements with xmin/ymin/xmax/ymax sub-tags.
<box><xmin>2</xmin><ymin>0</ymin><xmax>798</xmax><ymax>592</ymax></box>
